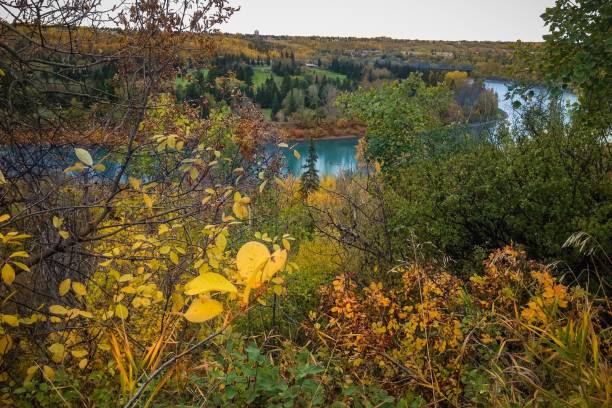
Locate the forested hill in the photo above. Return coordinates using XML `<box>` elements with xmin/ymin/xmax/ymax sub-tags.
<box><xmin>214</xmin><ymin>33</ymin><xmax>520</xmax><ymax>77</ymax></box>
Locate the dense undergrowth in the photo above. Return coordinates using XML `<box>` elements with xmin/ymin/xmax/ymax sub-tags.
<box><xmin>0</xmin><ymin>0</ymin><xmax>610</xmax><ymax>407</ymax></box>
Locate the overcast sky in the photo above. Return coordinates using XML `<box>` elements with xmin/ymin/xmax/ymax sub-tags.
<box><xmin>221</xmin><ymin>0</ymin><xmax>555</xmax><ymax>41</ymax></box>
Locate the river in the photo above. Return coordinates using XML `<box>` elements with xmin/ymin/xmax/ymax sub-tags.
<box><xmin>283</xmin><ymin>80</ymin><xmax>578</xmax><ymax>177</ymax></box>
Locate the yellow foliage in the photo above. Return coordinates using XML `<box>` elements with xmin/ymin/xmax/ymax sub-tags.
<box><xmin>183</xmin><ymin>298</ymin><xmax>223</xmax><ymax>323</ymax></box>
<box><xmin>184</xmin><ymin>273</ymin><xmax>237</xmax><ymax>295</ymax></box>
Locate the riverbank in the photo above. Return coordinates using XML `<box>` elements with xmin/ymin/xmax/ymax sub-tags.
<box><xmin>273</xmin><ymin>120</ymin><xmax>366</xmax><ymax>141</ymax></box>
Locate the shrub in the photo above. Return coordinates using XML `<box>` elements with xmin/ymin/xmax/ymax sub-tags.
<box><xmin>308</xmin><ymin>246</ymin><xmax>610</xmax><ymax>406</ymax></box>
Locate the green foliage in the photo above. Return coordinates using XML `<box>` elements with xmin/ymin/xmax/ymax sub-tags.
<box><xmin>338</xmin><ymin>70</ymin><xmax>610</xmax><ymax>272</ymax></box>
<box><xmin>540</xmin><ymin>0</ymin><xmax>612</xmax><ymax>129</ymax></box>
<box><xmin>204</xmin><ymin>341</ymin><xmax>325</xmax><ymax>407</ymax></box>
<box><xmin>336</xmin><ymin>73</ymin><xmax>453</xmax><ymax>169</ymax></box>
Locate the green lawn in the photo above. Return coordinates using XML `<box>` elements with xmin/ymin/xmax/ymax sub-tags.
<box><xmin>304</xmin><ymin>67</ymin><xmax>347</xmax><ymax>81</ymax></box>
<box><xmin>252</xmin><ymin>66</ymin><xmax>346</xmax><ymax>89</ymax></box>
<box><xmin>261</xmin><ymin>108</ymin><xmax>273</xmax><ymax>121</ymax></box>
<box><xmin>252</xmin><ymin>66</ymin><xmax>283</xmax><ymax>88</ymax></box>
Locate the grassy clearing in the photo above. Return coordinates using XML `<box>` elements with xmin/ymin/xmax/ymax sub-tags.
<box><xmin>252</xmin><ymin>66</ymin><xmax>346</xmax><ymax>89</ymax></box>
<box><xmin>261</xmin><ymin>108</ymin><xmax>273</xmax><ymax>121</ymax></box>
<box><xmin>304</xmin><ymin>67</ymin><xmax>347</xmax><ymax>81</ymax></box>
<box><xmin>252</xmin><ymin>66</ymin><xmax>282</xmax><ymax>88</ymax></box>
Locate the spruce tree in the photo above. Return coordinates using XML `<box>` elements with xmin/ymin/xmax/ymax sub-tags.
<box><xmin>300</xmin><ymin>138</ymin><xmax>320</xmax><ymax>196</ymax></box>
<box><xmin>285</xmin><ymin>91</ymin><xmax>298</xmax><ymax>116</ymax></box>
<box><xmin>271</xmin><ymin>92</ymin><xmax>281</xmax><ymax>120</ymax></box>
<box><xmin>280</xmin><ymin>74</ymin><xmax>292</xmax><ymax>99</ymax></box>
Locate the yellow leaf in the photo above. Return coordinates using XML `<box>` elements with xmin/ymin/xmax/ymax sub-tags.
<box><xmin>167</xmin><ymin>135</ymin><xmax>176</xmax><ymax>150</ymax></box>
<box><xmin>183</xmin><ymin>298</ymin><xmax>223</xmax><ymax>323</ymax></box>
<box><xmin>0</xmin><ymin>169</ymin><xmax>5</xmax><ymax>184</ymax></box>
<box><xmin>49</xmin><ymin>342</ymin><xmax>65</xmax><ymax>363</ymax></box>
<box><xmin>25</xmin><ymin>366</ymin><xmax>37</xmax><ymax>382</ymax></box>
<box><xmin>184</xmin><ymin>273</ymin><xmax>237</xmax><ymax>296</ymax></box>
<box><xmin>9</xmin><ymin>251</ymin><xmax>28</xmax><ymax>259</ymax></box>
<box><xmin>71</xmin><ymin>349</ymin><xmax>88</xmax><ymax>359</ymax></box>
<box><xmin>293</xmin><ymin>150</ymin><xmax>301</xmax><ymax>159</ymax></box>
<box><xmin>49</xmin><ymin>305</ymin><xmax>69</xmax><ymax>315</ymax></box>
<box><xmin>169</xmin><ymin>252</ymin><xmax>179</xmax><ymax>265</ymax></box>
<box><xmin>48</xmin><ymin>343</ymin><xmax>64</xmax><ymax>355</ymax></box>
<box><xmin>282</xmin><ymin>238</ymin><xmax>291</xmax><ymax>250</ymax></box>
<box><xmin>0</xmin><ymin>214</ymin><xmax>9</xmax><ymax>223</ymax></box>
<box><xmin>118</xmin><ymin>274</ymin><xmax>134</xmax><ymax>283</ymax></box>
<box><xmin>1</xmin><ymin>314</ymin><xmax>19</xmax><ymax>327</ymax></box>
<box><xmin>78</xmin><ymin>310</ymin><xmax>93</xmax><ymax>319</ymax></box>
<box><xmin>42</xmin><ymin>365</ymin><xmax>55</xmax><ymax>381</ymax></box>
<box><xmin>78</xmin><ymin>358</ymin><xmax>88</xmax><ymax>369</ymax></box>
<box><xmin>115</xmin><ymin>304</ymin><xmax>129</xmax><ymax>319</ymax></box>
<box><xmin>259</xmin><ymin>179</ymin><xmax>268</xmax><ymax>193</ymax></box>
<box><xmin>58</xmin><ymin>279</ymin><xmax>71</xmax><ymax>296</ymax></box>
<box><xmin>59</xmin><ymin>230</ymin><xmax>70</xmax><ymax>239</ymax></box>
<box><xmin>52</xmin><ymin>216</ymin><xmax>63</xmax><ymax>229</ymax></box>
<box><xmin>74</xmin><ymin>148</ymin><xmax>93</xmax><ymax>166</ymax></box>
<box><xmin>263</xmin><ymin>249</ymin><xmax>287</xmax><ymax>281</ymax></box>
<box><xmin>128</xmin><ymin>177</ymin><xmax>141</xmax><ymax>190</ymax></box>
<box><xmin>236</xmin><ymin>242</ymin><xmax>270</xmax><ymax>281</ymax></box>
<box><xmin>11</xmin><ymin>261</ymin><xmax>29</xmax><ymax>272</ymax></box>
<box><xmin>232</xmin><ymin>202</ymin><xmax>248</xmax><ymax>220</ymax></box>
<box><xmin>72</xmin><ymin>282</ymin><xmax>87</xmax><ymax>296</ymax></box>
<box><xmin>143</xmin><ymin>193</ymin><xmax>154</xmax><ymax>209</ymax></box>
<box><xmin>0</xmin><ymin>335</ymin><xmax>12</xmax><ymax>355</ymax></box>
<box><xmin>158</xmin><ymin>224</ymin><xmax>169</xmax><ymax>235</ymax></box>
<box><xmin>64</xmin><ymin>163</ymin><xmax>85</xmax><ymax>173</ymax></box>
<box><xmin>2</xmin><ymin>263</ymin><xmax>15</xmax><ymax>285</ymax></box>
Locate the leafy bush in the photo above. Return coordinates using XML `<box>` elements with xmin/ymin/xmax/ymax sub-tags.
<box><xmin>308</xmin><ymin>246</ymin><xmax>610</xmax><ymax>406</ymax></box>
<box><xmin>340</xmin><ymin>74</ymin><xmax>611</xmax><ymax>274</ymax></box>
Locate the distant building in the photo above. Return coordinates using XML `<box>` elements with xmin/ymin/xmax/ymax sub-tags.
<box><xmin>254</xmin><ymin>29</ymin><xmax>260</xmax><ymax>36</ymax></box>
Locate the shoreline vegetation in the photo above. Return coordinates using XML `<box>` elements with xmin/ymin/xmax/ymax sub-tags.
<box><xmin>275</xmin><ymin>120</ymin><xmax>366</xmax><ymax>141</ymax></box>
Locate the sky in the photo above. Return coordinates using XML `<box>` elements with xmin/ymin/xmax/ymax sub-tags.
<box><xmin>221</xmin><ymin>0</ymin><xmax>556</xmax><ymax>42</ymax></box>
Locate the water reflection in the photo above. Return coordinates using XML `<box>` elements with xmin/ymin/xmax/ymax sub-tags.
<box><xmin>484</xmin><ymin>80</ymin><xmax>578</xmax><ymax>124</ymax></box>
<box><xmin>283</xmin><ymin>138</ymin><xmax>359</xmax><ymax>177</ymax></box>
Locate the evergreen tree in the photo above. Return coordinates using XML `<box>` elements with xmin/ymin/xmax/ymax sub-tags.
<box><xmin>280</xmin><ymin>74</ymin><xmax>292</xmax><ymax>98</ymax></box>
<box><xmin>271</xmin><ymin>92</ymin><xmax>281</xmax><ymax>120</ymax></box>
<box><xmin>300</xmin><ymin>138</ymin><xmax>320</xmax><ymax>196</ymax></box>
<box><xmin>285</xmin><ymin>91</ymin><xmax>298</xmax><ymax>116</ymax></box>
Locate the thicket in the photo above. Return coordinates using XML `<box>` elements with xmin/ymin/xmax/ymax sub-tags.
<box><xmin>0</xmin><ymin>0</ymin><xmax>609</xmax><ymax>407</ymax></box>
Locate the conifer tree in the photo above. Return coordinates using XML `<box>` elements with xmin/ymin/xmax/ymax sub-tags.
<box><xmin>300</xmin><ymin>138</ymin><xmax>320</xmax><ymax>196</ymax></box>
<box><xmin>271</xmin><ymin>92</ymin><xmax>281</xmax><ymax>120</ymax></box>
<box><xmin>280</xmin><ymin>74</ymin><xmax>292</xmax><ymax>99</ymax></box>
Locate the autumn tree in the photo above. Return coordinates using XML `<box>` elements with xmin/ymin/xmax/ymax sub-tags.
<box><xmin>0</xmin><ymin>1</ymin><xmax>302</xmax><ymax>406</ymax></box>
